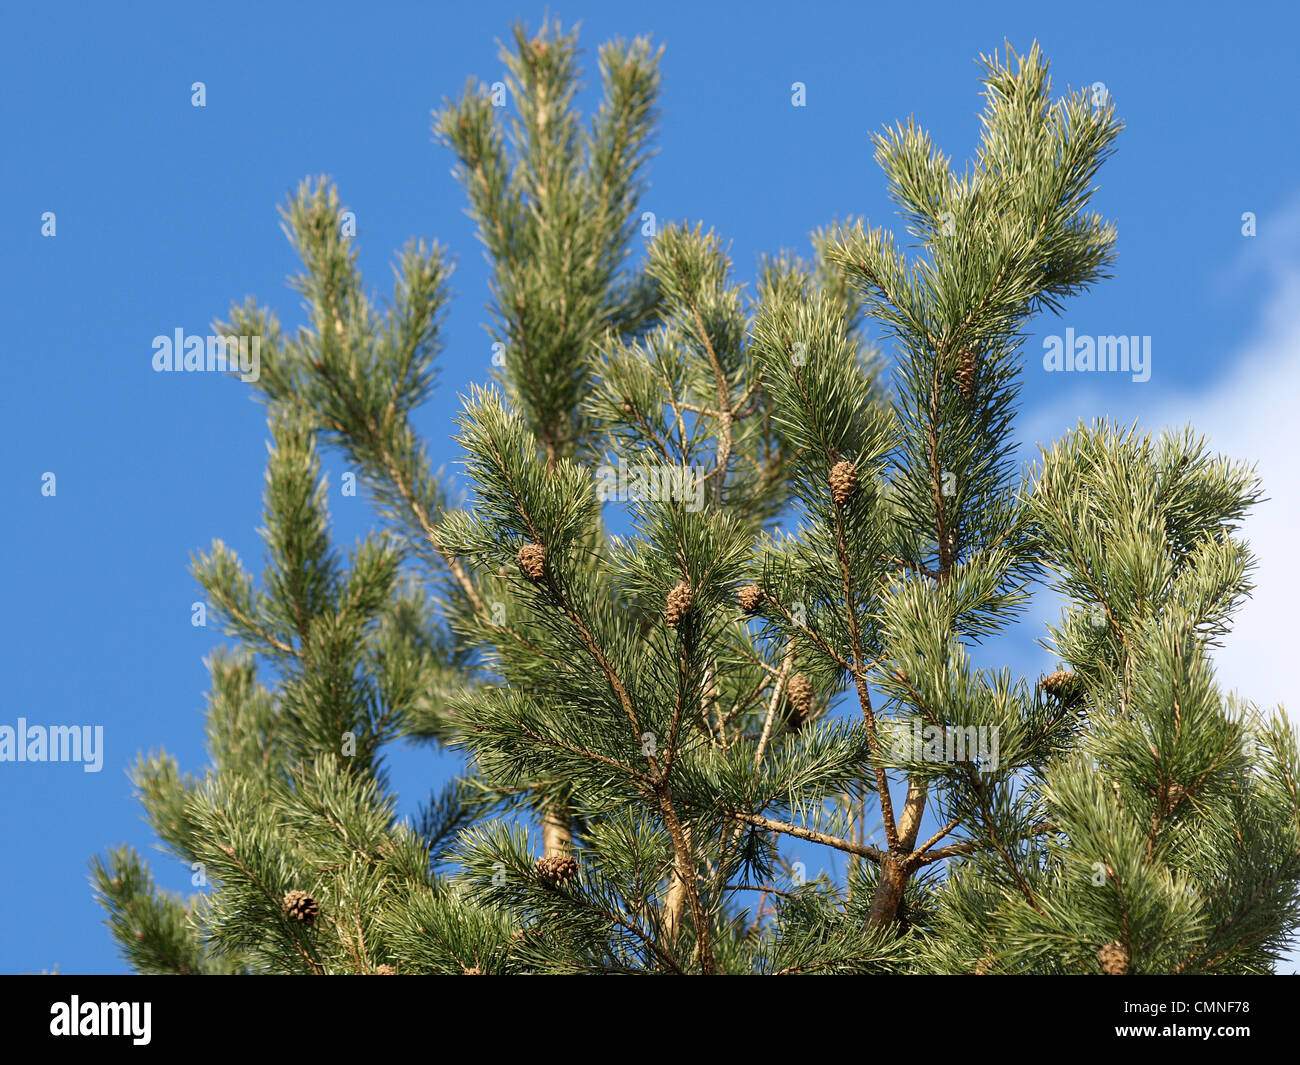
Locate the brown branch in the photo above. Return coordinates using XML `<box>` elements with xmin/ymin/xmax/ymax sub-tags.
<box><xmin>658</xmin><ymin>792</ymin><xmax>714</xmax><ymax>973</ymax></box>
<box><xmin>833</xmin><ymin>509</ymin><xmax>899</xmax><ymax>849</ymax></box>
<box><xmin>909</xmin><ymin>822</ymin><xmax>1057</xmax><ymax>867</ymax></box>
<box><xmin>726</xmin><ymin>882</ymin><xmax>803</xmax><ymax>903</ymax></box>
<box><xmin>753</xmin><ymin>651</ymin><xmax>793</xmax><ymax>768</ymax></box>
<box><xmin>897</xmin><ymin>780</ymin><xmax>928</xmax><ymax>850</ymax></box>
<box><xmin>729</xmin><ymin>811</ymin><xmax>886</xmax><ymax>863</ymax></box>
<box><xmin>913</xmin><ymin>817</ymin><xmax>962</xmax><ymax>858</ymax></box>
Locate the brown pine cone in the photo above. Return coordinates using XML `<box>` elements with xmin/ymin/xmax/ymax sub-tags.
<box><xmin>1098</xmin><ymin>941</ymin><xmax>1130</xmax><ymax>975</ymax></box>
<box><xmin>1040</xmin><ymin>669</ymin><xmax>1083</xmax><ymax>705</ymax></box>
<box><xmin>736</xmin><ymin>583</ymin><xmax>764</xmax><ymax>614</ymax></box>
<box><xmin>283</xmin><ymin>890</ymin><xmax>319</xmax><ymax>924</ymax></box>
<box><xmin>829</xmin><ymin>460</ymin><xmax>859</xmax><ymax>506</ymax></box>
<box><xmin>787</xmin><ymin>673</ymin><xmax>814</xmax><ymax>724</ymax></box>
<box><xmin>517</xmin><ymin>542</ymin><xmax>546</xmax><ymax>580</ymax></box>
<box><xmin>956</xmin><ymin>349</ymin><xmax>977</xmax><ymax>397</ymax></box>
<box><xmin>534</xmin><ymin>855</ymin><xmax>579</xmax><ymax>886</ymax></box>
<box><xmin>664</xmin><ymin>580</ymin><xmax>694</xmax><ymax>628</ymax></box>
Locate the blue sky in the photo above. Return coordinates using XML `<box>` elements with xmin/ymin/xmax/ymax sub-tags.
<box><xmin>3</xmin><ymin>0</ymin><xmax>1298</xmax><ymax>973</ymax></box>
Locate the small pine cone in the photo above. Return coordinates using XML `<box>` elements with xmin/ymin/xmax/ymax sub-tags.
<box><xmin>283</xmin><ymin>890</ymin><xmax>319</xmax><ymax>924</ymax></box>
<box><xmin>1040</xmin><ymin>669</ymin><xmax>1082</xmax><ymax>704</ymax></box>
<box><xmin>517</xmin><ymin>542</ymin><xmax>546</xmax><ymax>580</ymax></box>
<box><xmin>956</xmin><ymin>349</ymin><xmax>977</xmax><ymax>397</ymax></box>
<box><xmin>1098</xmin><ymin>941</ymin><xmax>1130</xmax><ymax>975</ymax></box>
<box><xmin>829</xmin><ymin>460</ymin><xmax>859</xmax><ymax>506</ymax></box>
<box><xmin>374</xmin><ymin>964</ymin><xmax>397</xmax><ymax>975</ymax></box>
<box><xmin>664</xmin><ymin>580</ymin><xmax>694</xmax><ymax>629</ymax></box>
<box><xmin>973</xmin><ymin>955</ymin><xmax>994</xmax><ymax>975</ymax></box>
<box><xmin>736</xmin><ymin>583</ymin><xmax>764</xmax><ymax>614</ymax></box>
<box><xmin>787</xmin><ymin>673</ymin><xmax>815</xmax><ymax>724</ymax></box>
<box><xmin>534</xmin><ymin>855</ymin><xmax>579</xmax><ymax>886</ymax></box>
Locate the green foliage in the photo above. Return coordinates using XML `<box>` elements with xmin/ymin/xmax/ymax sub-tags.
<box><xmin>434</xmin><ymin>18</ymin><xmax>663</xmax><ymax>465</ymax></box>
<box><xmin>95</xmin><ymin>30</ymin><xmax>1300</xmax><ymax>976</ymax></box>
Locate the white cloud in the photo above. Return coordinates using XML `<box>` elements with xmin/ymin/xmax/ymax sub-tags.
<box><xmin>1016</xmin><ymin>236</ymin><xmax>1300</xmax><ymax>971</ymax></box>
<box><xmin>1185</xmin><ymin>257</ymin><xmax>1300</xmax><ymax>975</ymax></box>
<box><xmin>1161</xmin><ymin>271</ymin><xmax>1300</xmax><ymax>724</ymax></box>
<box><xmin>1018</xmin><ymin>268</ymin><xmax>1300</xmax><ymax>727</ymax></box>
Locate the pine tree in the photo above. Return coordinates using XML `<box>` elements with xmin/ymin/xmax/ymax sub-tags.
<box><xmin>94</xmin><ymin>29</ymin><xmax>1300</xmax><ymax>975</ymax></box>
